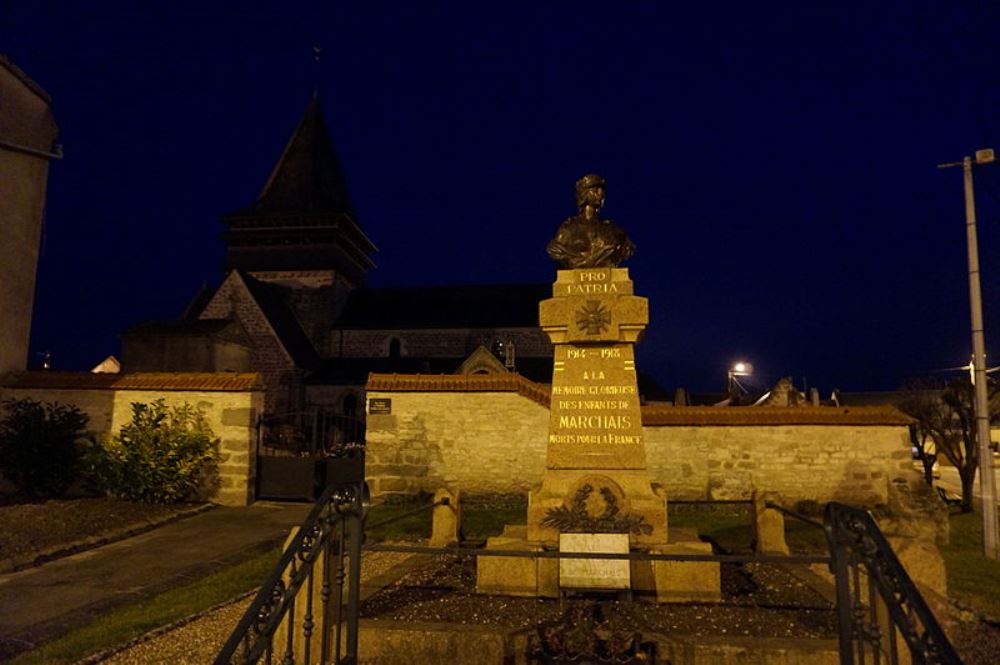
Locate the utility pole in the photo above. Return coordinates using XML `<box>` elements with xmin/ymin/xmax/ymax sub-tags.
<box><xmin>939</xmin><ymin>148</ymin><xmax>999</xmax><ymax>560</ymax></box>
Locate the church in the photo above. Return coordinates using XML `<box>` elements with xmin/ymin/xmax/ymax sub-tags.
<box><xmin>121</xmin><ymin>95</ymin><xmax>568</xmax><ymax>417</ymax></box>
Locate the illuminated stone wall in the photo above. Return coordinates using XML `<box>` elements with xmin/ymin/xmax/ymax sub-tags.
<box><xmin>364</xmin><ymin>388</ymin><xmax>913</xmax><ymax>505</ymax></box>
<box><xmin>1</xmin><ymin>375</ymin><xmax>262</xmax><ymax>506</ymax></box>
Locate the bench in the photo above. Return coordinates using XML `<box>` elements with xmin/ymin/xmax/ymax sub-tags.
<box><xmin>936</xmin><ymin>486</ymin><xmax>963</xmax><ymax>508</ymax></box>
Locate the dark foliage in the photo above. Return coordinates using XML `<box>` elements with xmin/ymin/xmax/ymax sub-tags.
<box><xmin>0</xmin><ymin>398</ymin><xmax>89</xmax><ymax>498</ymax></box>
<box><xmin>86</xmin><ymin>400</ymin><xmax>219</xmax><ymax>503</ymax></box>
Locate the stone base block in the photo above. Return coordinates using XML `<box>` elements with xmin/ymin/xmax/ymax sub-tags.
<box><xmin>632</xmin><ymin>540</ymin><xmax>721</xmax><ymax>603</ymax></box>
<box><xmin>476</xmin><ymin>534</ymin><xmax>558</xmax><ymax>598</ymax></box>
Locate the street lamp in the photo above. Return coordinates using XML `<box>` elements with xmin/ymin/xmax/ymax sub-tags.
<box><xmin>938</xmin><ymin>147</ymin><xmax>999</xmax><ymax>560</ymax></box>
<box><xmin>728</xmin><ymin>361</ymin><xmax>753</xmax><ymax>398</ymax></box>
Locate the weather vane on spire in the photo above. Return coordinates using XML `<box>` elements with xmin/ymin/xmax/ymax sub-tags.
<box><xmin>312</xmin><ymin>45</ymin><xmax>322</xmax><ymax>97</ymax></box>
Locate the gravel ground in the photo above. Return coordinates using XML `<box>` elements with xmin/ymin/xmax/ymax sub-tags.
<box><xmin>952</xmin><ymin>620</ymin><xmax>1000</xmax><ymax>665</ymax></box>
<box><xmin>97</xmin><ymin>551</ymin><xmax>412</xmax><ymax>664</ymax></box>
<box><xmin>360</xmin><ymin>556</ymin><xmax>838</xmax><ymax>639</ymax></box>
<box><xmin>96</xmin><ymin>550</ymin><xmax>1000</xmax><ymax>663</ymax></box>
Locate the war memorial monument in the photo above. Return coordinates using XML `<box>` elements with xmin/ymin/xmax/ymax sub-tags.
<box><xmin>477</xmin><ymin>175</ymin><xmax>720</xmax><ymax>601</ymax></box>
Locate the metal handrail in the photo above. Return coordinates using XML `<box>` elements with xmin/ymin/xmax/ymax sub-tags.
<box><xmin>214</xmin><ymin>482</ymin><xmax>368</xmax><ymax>665</ymax></box>
<box><xmin>765</xmin><ymin>500</ymin><xmax>825</xmax><ymax>530</ymax></box>
<box><xmin>362</xmin><ymin>542</ymin><xmax>829</xmax><ymax>564</ymax></box>
<box><xmin>364</xmin><ymin>498</ymin><xmax>448</xmax><ymax>531</ymax></box>
<box><xmin>824</xmin><ymin>502</ymin><xmax>961</xmax><ymax>665</ymax></box>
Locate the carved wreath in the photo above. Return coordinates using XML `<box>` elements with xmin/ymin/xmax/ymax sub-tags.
<box><xmin>541</xmin><ymin>483</ymin><xmax>652</xmax><ymax>535</ymax></box>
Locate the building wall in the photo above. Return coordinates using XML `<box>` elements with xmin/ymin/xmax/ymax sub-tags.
<box><xmin>0</xmin><ymin>385</ymin><xmax>261</xmax><ymax>506</ymax></box>
<box><xmin>331</xmin><ymin>327</ymin><xmax>552</xmax><ymax>359</ymax></box>
<box><xmin>122</xmin><ymin>334</ymin><xmax>251</xmax><ymax>373</ymax></box>
<box><xmin>199</xmin><ymin>276</ymin><xmax>300</xmax><ymax>412</ymax></box>
<box><xmin>364</xmin><ymin>390</ymin><xmax>913</xmax><ymax>505</ymax></box>
<box><xmin>0</xmin><ymin>59</ymin><xmax>58</xmax><ymax>374</ymax></box>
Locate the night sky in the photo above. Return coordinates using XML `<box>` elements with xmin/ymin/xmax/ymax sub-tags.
<box><xmin>4</xmin><ymin>2</ymin><xmax>1000</xmax><ymax>394</ymax></box>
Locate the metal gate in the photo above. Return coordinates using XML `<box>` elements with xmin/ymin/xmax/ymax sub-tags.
<box><xmin>256</xmin><ymin>410</ymin><xmax>365</xmax><ymax>501</ymax></box>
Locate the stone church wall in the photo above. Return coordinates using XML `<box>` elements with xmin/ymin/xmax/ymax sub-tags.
<box><xmin>364</xmin><ymin>388</ymin><xmax>913</xmax><ymax>505</ymax></box>
<box><xmin>331</xmin><ymin>327</ymin><xmax>553</xmax><ymax>359</ymax></box>
<box><xmin>199</xmin><ymin>277</ymin><xmax>300</xmax><ymax>412</ymax></box>
<box><xmin>1</xmin><ymin>375</ymin><xmax>262</xmax><ymax>506</ymax></box>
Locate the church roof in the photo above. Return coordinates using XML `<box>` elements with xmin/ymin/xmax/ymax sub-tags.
<box><xmin>238</xmin><ymin>272</ymin><xmax>321</xmax><ymax>369</ymax></box>
<box><xmin>334</xmin><ymin>283</ymin><xmax>551</xmax><ymax>329</ymax></box>
<box><xmin>233</xmin><ymin>94</ymin><xmax>355</xmax><ymax>217</ymax></box>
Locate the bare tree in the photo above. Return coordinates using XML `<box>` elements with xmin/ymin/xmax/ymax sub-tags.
<box><xmin>895</xmin><ymin>382</ymin><xmax>942</xmax><ymax>487</ymax></box>
<box><xmin>898</xmin><ymin>377</ymin><xmax>1000</xmax><ymax>512</ymax></box>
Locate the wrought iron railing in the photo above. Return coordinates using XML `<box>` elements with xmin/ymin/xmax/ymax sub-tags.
<box><xmin>217</xmin><ymin>494</ymin><xmax>962</xmax><ymax>664</ymax></box>
<box><xmin>823</xmin><ymin>502</ymin><xmax>961</xmax><ymax>665</ymax></box>
<box><xmin>214</xmin><ymin>482</ymin><xmax>369</xmax><ymax>665</ymax></box>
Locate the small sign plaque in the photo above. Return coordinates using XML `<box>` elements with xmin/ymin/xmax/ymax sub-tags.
<box><xmin>558</xmin><ymin>533</ymin><xmax>630</xmax><ymax>590</ymax></box>
<box><xmin>368</xmin><ymin>398</ymin><xmax>392</xmax><ymax>415</ymax></box>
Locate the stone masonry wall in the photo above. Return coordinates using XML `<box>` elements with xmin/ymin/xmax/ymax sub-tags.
<box><xmin>199</xmin><ymin>276</ymin><xmax>300</xmax><ymax>412</ymax></box>
<box><xmin>365</xmin><ymin>390</ymin><xmax>913</xmax><ymax>505</ymax></box>
<box><xmin>0</xmin><ymin>385</ymin><xmax>261</xmax><ymax>506</ymax></box>
<box><xmin>643</xmin><ymin>425</ymin><xmax>911</xmax><ymax>504</ymax></box>
<box><xmin>365</xmin><ymin>392</ymin><xmax>550</xmax><ymax>497</ymax></box>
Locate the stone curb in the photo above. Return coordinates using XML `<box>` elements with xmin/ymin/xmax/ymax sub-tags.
<box><xmin>0</xmin><ymin>502</ymin><xmax>215</xmax><ymax>575</ymax></box>
<box><xmin>76</xmin><ymin>588</ymin><xmax>260</xmax><ymax>665</ymax></box>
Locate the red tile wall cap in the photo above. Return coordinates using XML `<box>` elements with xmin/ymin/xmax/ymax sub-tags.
<box><xmin>641</xmin><ymin>405</ymin><xmax>912</xmax><ymax>426</ymax></box>
<box><xmin>365</xmin><ymin>374</ymin><xmax>911</xmax><ymax>426</ymax></box>
<box><xmin>3</xmin><ymin>372</ymin><xmax>264</xmax><ymax>392</ymax></box>
<box><xmin>366</xmin><ymin>372</ymin><xmax>551</xmax><ymax>408</ymax></box>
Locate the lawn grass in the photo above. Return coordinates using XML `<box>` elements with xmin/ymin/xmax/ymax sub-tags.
<box><xmin>940</xmin><ymin>507</ymin><xmax>1000</xmax><ymax>618</ymax></box>
<box><xmin>365</xmin><ymin>501</ymin><xmax>434</xmax><ymax>540</ymax></box>
<box><xmin>462</xmin><ymin>505</ymin><xmax>526</xmax><ymax>540</ymax></box>
<box><xmin>11</xmin><ymin>545</ymin><xmax>281</xmax><ymax>665</ymax></box>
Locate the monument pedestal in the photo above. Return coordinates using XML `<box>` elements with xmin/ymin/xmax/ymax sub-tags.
<box><xmin>476</xmin><ymin>254</ymin><xmax>719</xmax><ymax>602</ymax></box>
<box><xmin>527</xmin><ymin>470</ymin><xmax>667</xmax><ymax>547</ymax></box>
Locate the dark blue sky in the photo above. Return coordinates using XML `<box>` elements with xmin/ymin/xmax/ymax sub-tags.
<box><xmin>4</xmin><ymin>1</ymin><xmax>1000</xmax><ymax>393</ymax></box>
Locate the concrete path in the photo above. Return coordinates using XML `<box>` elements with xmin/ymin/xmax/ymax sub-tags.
<box><xmin>0</xmin><ymin>501</ymin><xmax>310</xmax><ymax>659</ymax></box>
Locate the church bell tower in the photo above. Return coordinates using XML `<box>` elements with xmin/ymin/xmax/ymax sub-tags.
<box><xmin>222</xmin><ymin>94</ymin><xmax>376</xmax><ymax>290</ymax></box>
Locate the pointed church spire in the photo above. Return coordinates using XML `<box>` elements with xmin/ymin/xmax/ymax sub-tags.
<box><xmin>223</xmin><ymin>96</ymin><xmax>376</xmax><ymax>287</ymax></box>
<box><xmin>242</xmin><ymin>95</ymin><xmax>356</xmax><ymax>216</ymax></box>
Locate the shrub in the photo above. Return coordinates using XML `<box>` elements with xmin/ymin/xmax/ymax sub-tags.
<box><xmin>88</xmin><ymin>400</ymin><xmax>219</xmax><ymax>503</ymax></box>
<box><xmin>0</xmin><ymin>398</ymin><xmax>90</xmax><ymax>498</ymax></box>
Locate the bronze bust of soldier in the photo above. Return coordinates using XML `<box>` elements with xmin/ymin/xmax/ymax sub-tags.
<box><xmin>546</xmin><ymin>174</ymin><xmax>636</xmax><ymax>269</ymax></box>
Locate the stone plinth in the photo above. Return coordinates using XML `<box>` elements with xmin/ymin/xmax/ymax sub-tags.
<box><xmin>528</xmin><ymin>268</ymin><xmax>666</xmax><ymax>547</ymax></box>
<box><xmin>631</xmin><ymin>540</ymin><xmax>722</xmax><ymax>603</ymax></box>
<box><xmin>476</xmin><ymin>525</ymin><xmax>558</xmax><ymax>598</ymax></box>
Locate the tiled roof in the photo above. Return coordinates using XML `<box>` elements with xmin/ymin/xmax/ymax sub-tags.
<box><xmin>231</xmin><ymin>95</ymin><xmax>355</xmax><ymax>217</ymax></box>
<box><xmin>4</xmin><ymin>372</ymin><xmax>263</xmax><ymax>392</ymax></box>
<box><xmin>365</xmin><ymin>374</ymin><xmax>912</xmax><ymax>426</ymax></box>
<box><xmin>367</xmin><ymin>373</ymin><xmax>551</xmax><ymax>408</ymax></box>
<box><xmin>640</xmin><ymin>405</ymin><xmax>911</xmax><ymax>426</ymax></box>
<box><xmin>335</xmin><ymin>283</ymin><xmax>550</xmax><ymax>329</ymax></box>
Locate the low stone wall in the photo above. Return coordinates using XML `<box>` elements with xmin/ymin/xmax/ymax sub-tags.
<box><xmin>364</xmin><ymin>374</ymin><xmax>913</xmax><ymax>506</ymax></box>
<box><xmin>0</xmin><ymin>372</ymin><xmax>263</xmax><ymax>506</ymax></box>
